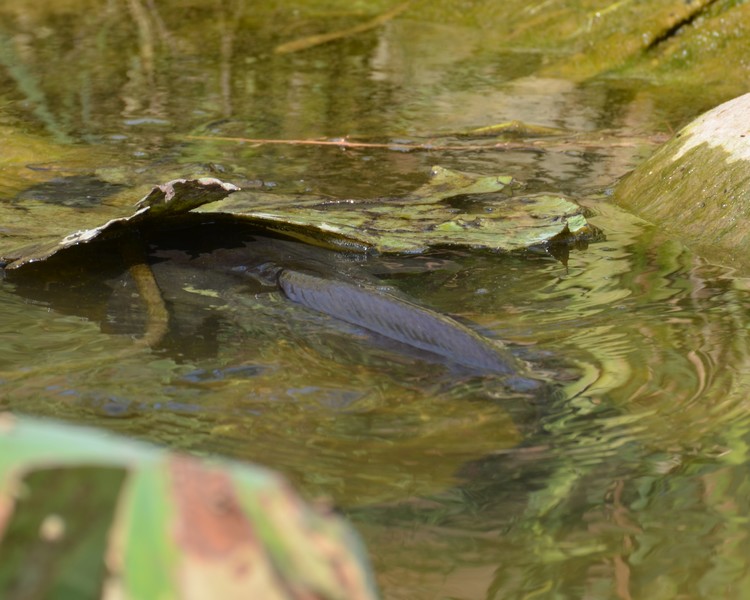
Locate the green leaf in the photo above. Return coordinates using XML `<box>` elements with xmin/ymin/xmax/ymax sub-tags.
<box><xmin>0</xmin><ymin>414</ymin><xmax>379</xmax><ymax>600</ymax></box>
<box><xmin>462</xmin><ymin>121</ymin><xmax>569</xmax><ymax>138</ymax></box>
<box><xmin>196</xmin><ymin>166</ymin><xmax>597</xmax><ymax>254</ymax></box>
<box><xmin>2</xmin><ymin>178</ymin><xmax>240</xmax><ymax>270</ymax></box>
<box><xmin>2</xmin><ymin>167</ymin><xmax>597</xmax><ymax>269</ymax></box>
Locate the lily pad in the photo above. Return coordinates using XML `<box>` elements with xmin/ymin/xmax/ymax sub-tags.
<box><xmin>0</xmin><ymin>413</ymin><xmax>378</xmax><ymax>600</ymax></box>
<box><xmin>1</xmin><ymin>167</ymin><xmax>597</xmax><ymax>269</ymax></box>
<box><xmin>195</xmin><ymin>166</ymin><xmax>597</xmax><ymax>254</ymax></box>
<box><xmin>2</xmin><ymin>178</ymin><xmax>240</xmax><ymax>269</ymax></box>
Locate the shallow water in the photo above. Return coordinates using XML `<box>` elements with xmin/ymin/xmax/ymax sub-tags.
<box><xmin>2</xmin><ymin>2</ymin><xmax>750</xmax><ymax>598</ymax></box>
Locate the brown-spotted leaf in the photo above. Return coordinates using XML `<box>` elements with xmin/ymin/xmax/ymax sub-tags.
<box><xmin>0</xmin><ymin>415</ymin><xmax>379</xmax><ymax>600</ymax></box>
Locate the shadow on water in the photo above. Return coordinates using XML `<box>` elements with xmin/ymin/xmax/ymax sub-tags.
<box><xmin>1</xmin><ymin>215</ymin><xmax>572</xmax><ymax>512</ymax></box>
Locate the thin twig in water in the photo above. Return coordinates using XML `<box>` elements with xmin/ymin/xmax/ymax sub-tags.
<box><xmin>274</xmin><ymin>2</ymin><xmax>410</xmax><ymax>54</ymax></box>
<box><xmin>0</xmin><ymin>234</ymin><xmax>170</xmax><ymax>385</ymax></box>
<box><xmin>182</xmin><ymin>133</ymin><xmax>667</xmax><ymax>153</ymax></box>
<box><xmin>120</xmin><ymin>233</ymin><xmax>169</xmax><ymax>349</ymax></box>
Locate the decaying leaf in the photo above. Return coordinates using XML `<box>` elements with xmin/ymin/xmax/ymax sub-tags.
<box><xmin>0</xmin><ymin>414</ymin><xmax>379</xmax><ymax>600</ymax></box>
<box><xmin>0</xmin><ymin>166</ymin><xmax>597</xmax><ymax>269</ymax></box>
<box><xmin>205</xmin><ymin>189</ymin><xmax>594</xmax><ymax>254</ymax></box>
<box><xmin>196</xmin><ymin>165</ymin><xmax>597</xmax><ymax>254</ymax></box>
<box><xmin>2</xmin><ymin>178</ymin><xmax>240</xmax><ymax>269</ymax></box>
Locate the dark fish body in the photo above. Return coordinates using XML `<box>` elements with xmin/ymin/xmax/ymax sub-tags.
<box><xmin>6</xmin><ymin>218</ymin><xmax>533</xmax><ymax>381</ymax></box>
<box><xmin>149</xmin><ymin>234</ymin><xmax>529</xmax><ymax>380</ymax></box>
<box><xmin>277</xmin><ymin>268</ymin><xmax>522</xmax><ymax>377</ymax></box>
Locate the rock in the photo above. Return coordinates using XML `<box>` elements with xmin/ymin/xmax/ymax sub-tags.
<box><xmin>614</xmin><ymin>93</ymin><xmax>750</xmax><ymax>272</ymax></box>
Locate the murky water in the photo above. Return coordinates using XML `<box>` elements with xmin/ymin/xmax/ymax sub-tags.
<box><xmin>2</xmin><ymin>2</ymin><xmax>750</xmax><ymax>598</ymax></box>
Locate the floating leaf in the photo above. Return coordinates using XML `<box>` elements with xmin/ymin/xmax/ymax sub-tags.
<box><xmin>196</xmin><ymin>166</ymin><xmax>597</xmax><ymax>253</ymax></box>
<box><xmin>463</xmin><ymin>120</ymin><xmax>569</xmax><ymax>138</ymax></box>
<box><xmin>2</xmin><ymin>177</ymin><xmax>239</xmax><ymax>269</ymax></box>
<box><xmin>405</xmin><ymin>165</ymin><xmax>514</xmax><ymax>202</ymax></box>
<box><xmin>1</xmin><ymin>167</ymin><xmax>597</xmax><ymax>268</ymax></box>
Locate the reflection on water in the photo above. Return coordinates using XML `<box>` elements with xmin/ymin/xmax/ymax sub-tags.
<box><xmin>354</xmin><ymin>203</ymin><xmax>750</xmax><ymax>599</ymax></box>
<box><xmin>2</xmin><ymin>1</ymin><xmax>750</xmax><ymax>598</ymax></box>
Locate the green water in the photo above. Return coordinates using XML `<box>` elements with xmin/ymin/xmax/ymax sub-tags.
<box><xmin>2</xmin><ymin>1</ymin><xmax>750</xmax><ymax>598</ymax></box>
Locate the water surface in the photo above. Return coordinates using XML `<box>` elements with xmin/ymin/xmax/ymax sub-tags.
<box><xmin>2</xmin><ymin>2</ymin><xmax>750</xmax><ymax>598</ymax></box>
